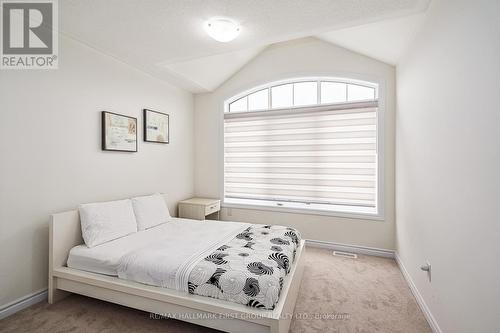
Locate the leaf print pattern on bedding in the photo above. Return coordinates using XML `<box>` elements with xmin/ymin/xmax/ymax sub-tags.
<box><xmin>187</xmin><ymin>224</ymin><xmax>301</xmax><ymax>310</ymax></box>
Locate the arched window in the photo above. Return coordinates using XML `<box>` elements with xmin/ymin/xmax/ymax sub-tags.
<box><xmin>223</xmin><ymin>77</ymin><xmax>382</xmax><ymax>218</ymax></box>
<box><xmin>227</xmin><ymin>78</ymin><xmax>377</xmax><ymax>113</ymax></box>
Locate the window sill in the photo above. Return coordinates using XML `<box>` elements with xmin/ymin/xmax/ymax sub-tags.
<box><xmin>222</xmin><ymin>198</ymin><xmax>384</xmax><ymax>221</ymax></box>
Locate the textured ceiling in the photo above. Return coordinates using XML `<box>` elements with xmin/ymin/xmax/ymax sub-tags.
<box><xmin>318</xmin><ymin>13</ymin><xmax>427</xmax><ymax>65</ymax></box>
<box><xmin>59</xmin><ymin>0</ymin><xmax>430</xmax><ymax>92</ymax></box>
<box><xmin>160</xmin><ymin>46</ymin><xmax>265</xmax><ymax>92</ymax></box>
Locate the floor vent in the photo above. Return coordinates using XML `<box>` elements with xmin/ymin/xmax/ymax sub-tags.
<box><xmin>333</xmin><ymin>251</ymin><xmax>358</xmax><ymax>259</ymax></box>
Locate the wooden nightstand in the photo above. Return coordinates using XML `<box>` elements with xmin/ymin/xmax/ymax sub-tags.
<box><xmin>178</xmin><ymin>198</ymin><xmax>221</xmax><ymax>220</ymax></box>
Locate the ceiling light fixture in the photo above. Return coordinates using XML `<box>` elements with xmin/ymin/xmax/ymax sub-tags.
<box><xmin>204</xmin><ymin>18</ymin><xmax>241</xmax><ymax>43</ymax></box>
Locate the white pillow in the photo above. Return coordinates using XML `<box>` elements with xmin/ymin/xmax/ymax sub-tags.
<box><xmin>131</xmin><ymin>194</ymin><xmax>171</xmax><ymax>230</ymax></box>
<box><xmin>79</xmin><ymin>199</ymin><xmax>137</xmax><ymax>248</ymax></box>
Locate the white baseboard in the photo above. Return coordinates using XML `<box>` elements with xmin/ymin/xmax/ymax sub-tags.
<box><xmin>395</xmin><ymin>253</ymin><xmax>443</xmax><ymax>333</ymax></box>
<box><xmin>0</xmin><ymin>289</ymin><xmax>48</xmax><ymax>320</ymax></box>
<box><xmin>305</xmin><ymin>239</ymin><xmax>395</xmax><ymax>258</ymax></box>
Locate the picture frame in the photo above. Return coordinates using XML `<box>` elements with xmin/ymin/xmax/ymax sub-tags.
<box><xmin>101</xmin><ymin>111</ymin><xmax>138</xmax><ymax>152</ymax></box>
<box><xmin>143</xmin><ymin>109</ymin><xmax>169</xmax><ymax>144</ymax></box>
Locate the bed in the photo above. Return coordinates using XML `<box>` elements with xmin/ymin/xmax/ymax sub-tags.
<box><xmin>49</xmin><ymin>194</ymin><xmax>306</xmax><ymax>333</ymax></box>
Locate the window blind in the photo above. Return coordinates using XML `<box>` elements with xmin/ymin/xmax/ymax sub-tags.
<box><xmin>224</xmin><ymin>101</ymin><xmax>378</xmax><ymax>208</ymax></box>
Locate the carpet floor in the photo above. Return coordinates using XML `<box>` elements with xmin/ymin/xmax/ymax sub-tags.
<box><xmin>0</xmin><ymin>247</ymin><xmax>431</xmax><ymax>333</ymax></box>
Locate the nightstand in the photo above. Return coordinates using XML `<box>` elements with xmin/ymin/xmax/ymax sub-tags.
<box><xmin>178</xmin><ymin>198</ymin><xmax>221</xmax><ymax>220</ymax></box>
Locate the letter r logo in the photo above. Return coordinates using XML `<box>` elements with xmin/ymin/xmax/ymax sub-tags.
<box><xmin>2</xmin><ymin>2</ymin><xmax>53</xmax><ymax>54</ymax></box>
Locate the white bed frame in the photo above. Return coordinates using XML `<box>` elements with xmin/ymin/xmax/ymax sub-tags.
<box><xmin>48</xmin><ymin>196</ymin><xmax>306</xmax><ymax>333</ymax></box>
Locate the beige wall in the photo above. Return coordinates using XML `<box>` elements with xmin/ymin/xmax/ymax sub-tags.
<box><xmin>396</xmin><ymin>0</ymin><xmax>500</xmax><ymax>331</ymax></box>
<box><xmin>0</xmin><ymin>35</ymin><xmax>194</xmax><ymax>307</ymax></box>
<box><xmin>194</xmin><ymin>38</ymin><xmax>396</xmax><ymax>250</ymax></box>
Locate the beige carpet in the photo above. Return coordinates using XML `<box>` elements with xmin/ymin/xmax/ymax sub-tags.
<box><xmin>0</xmin><ymin>247</ymin><xmax>431</xmax><ymax>333</ymax></box>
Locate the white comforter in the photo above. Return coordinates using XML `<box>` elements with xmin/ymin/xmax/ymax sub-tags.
<box><xmin>117</xmin><ymin>219</ymin><xmax>249</xmax><ymax>292</ymax></box>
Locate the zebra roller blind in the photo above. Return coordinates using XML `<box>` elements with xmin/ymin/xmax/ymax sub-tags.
<box><xmin>224</xmin><ymin>101</ymin><xmax>378</xmax><ymax>208</ymax></box>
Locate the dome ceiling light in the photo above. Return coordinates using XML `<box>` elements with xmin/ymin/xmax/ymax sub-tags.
<box><xmin>204</xmin><ymin>18</ymin><xmax>241</xmax><ymax>42</ymax></box>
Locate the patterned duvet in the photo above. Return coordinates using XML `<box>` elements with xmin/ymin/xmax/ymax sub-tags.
<box><xmin>187</xmin><ymin>224</ymin><xmax>301</xmax><ymax>310</ymax></box>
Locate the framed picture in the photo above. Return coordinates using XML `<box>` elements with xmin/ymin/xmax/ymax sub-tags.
<box><xmin>144</xmin><ymin>109</ymin><xmax>169</xmax><ymax>144</ymax></box>
<box><xmin>101</xmin><ymin>111</ymin><xmax>138</xmax><ymax>152</ymax></box>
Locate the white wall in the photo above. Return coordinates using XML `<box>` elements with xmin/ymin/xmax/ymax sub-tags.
<box><xmin>194</xmin><ymin>38</ymin><xmax>396</xmax><ymax>250</ymax></box>
<box><xmin>0</xmin><ymin>35</ymin><xmax>194</xmax><ymax>307</ymax></box>
<box><xmin>396</xmin><ymin>0</ymin><xmax>500</xmax><ymax>332</ymax></box>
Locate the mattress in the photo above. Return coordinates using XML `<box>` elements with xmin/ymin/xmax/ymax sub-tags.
<box><xmin>67</xmin><ymin>218</ymin><xmax>198</xmax><ymax>275</ymax></box>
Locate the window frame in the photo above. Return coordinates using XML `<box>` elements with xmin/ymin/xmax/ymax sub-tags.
<box><xmin>228</xmin><ymin>77</ymin><xmax>378</xmax><ymax>113</ymax></box>
<box><xmin>220</xmin><ymin>77</ymin><xmax>385</xmax><ymax>221</ymax></box>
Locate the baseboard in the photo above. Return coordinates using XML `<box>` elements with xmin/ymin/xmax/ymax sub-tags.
<box><xmin>305</xmin><ymin>239</ymin><xmax>395</xmax><ymax>258</ymax></box>
<box><xmin>0</xmin><ymin>289</ymin><xmax>48</xmax><ymax>320</ymax></box>
<box><xmin>395</xmin><ymin>253</ymin><xmax>443</xmax><ymax>333</ymax></box>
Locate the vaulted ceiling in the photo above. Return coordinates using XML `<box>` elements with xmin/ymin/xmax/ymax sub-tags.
<box><xmin>59</xmin><ymin>0</ymin><xmax>431</xmax><ymax>93</ymax></box>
